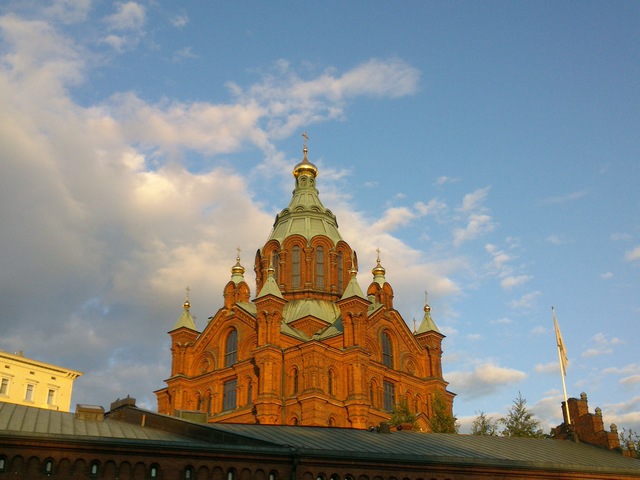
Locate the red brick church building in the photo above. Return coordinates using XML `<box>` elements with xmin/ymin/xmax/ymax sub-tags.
<box><xmin>155</xmin><ymin>142</ymin><xmax>454</xmax><ymax>430</ymax></box>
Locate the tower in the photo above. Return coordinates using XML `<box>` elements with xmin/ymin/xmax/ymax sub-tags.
<box><xmin>155</xmin><ymin>140</ymin><xmax>454</xmax><ymax>429</ymax></box>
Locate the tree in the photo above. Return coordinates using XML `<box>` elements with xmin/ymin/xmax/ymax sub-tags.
<box><xmin>471</xmin><ymin>411</ymin><xmax>499</xmax><ymax>436</ymax></box>
<box><xmin>499</xmin><ymin>392</ymin><xmax>544</xmax><ymax>438</ymax></box>
<box><xmin>619</xmin><ymin>427</ymin><xmax>640</xmax><ymax>453</ymax></box>
<box><xmin>429</xmin><ymin>391</ymin><xmax>459</xmax><ymax>433</ymax></box>
<box><xmin>389</xmin><ymin>399</ymin><xmax>417</xmax><ymax>428</ymax></box>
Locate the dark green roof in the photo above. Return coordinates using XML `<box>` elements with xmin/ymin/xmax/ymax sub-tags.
<box><xmin>2</xmin><ymin>402</ymin><xmax>638</xmax><ymax>476</ymax></box>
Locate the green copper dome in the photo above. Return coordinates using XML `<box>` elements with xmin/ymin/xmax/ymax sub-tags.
<box><xmin>266</xmin><ymin>145</ymin><xmax>342</xmax><ymax>246</ymax></box>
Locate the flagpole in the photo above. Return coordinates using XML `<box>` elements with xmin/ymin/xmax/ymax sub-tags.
<box><xmin>553</xmin><ymin>306</ymin><xmax>571</xmax><ymax>425</ymax></box>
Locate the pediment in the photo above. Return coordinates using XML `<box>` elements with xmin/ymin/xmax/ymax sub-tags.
<box><xmin>289</xmin><ymin>316</ymin><xmax>331</xmax><ymax>338</ymax></box>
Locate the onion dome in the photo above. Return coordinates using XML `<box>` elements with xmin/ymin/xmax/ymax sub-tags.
<box><xmin>266</xmin><ymin>133</ymin><xmax>342</xmax><ymax>246</ymax></box>
<box><xmin>293</xmin><ymin>145</ymin><xmax>318</xmax><ymax>179</ymax></box>
<box><xmin>230</xmin><ymin>249</ymin><xmax>245</xmax><ymax>284</ymax></box>
<box><xmin>371</xmin><ymin>249</ymin><xmax>387</xmax><ymax>286</ymax></box>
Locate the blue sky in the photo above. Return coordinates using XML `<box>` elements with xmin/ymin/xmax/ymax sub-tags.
<box><xmin>0</xmin><ymin>1</ymin><xmax>639</xmax><ymax>434</ymax></box>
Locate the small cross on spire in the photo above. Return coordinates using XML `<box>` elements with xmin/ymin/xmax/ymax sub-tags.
<box><xmin>302</xmin><ymin>131</ymin><xmax>309</xmax><ymax>148</ymax></box>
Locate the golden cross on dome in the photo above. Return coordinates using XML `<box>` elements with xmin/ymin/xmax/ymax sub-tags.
<box><xmin>302</xmin><ymin>131</ymin><xmax>309</xmax><ymax>148</ymax></box>
<box><xmin>236</xmin><ymin>247</ymin><xmax>241</xmax><ymax>261</ymax></box>
<box><xmin>424</xmin><ymin>289</ymin><xmax>429</xmax><ymax>304</ymax></box>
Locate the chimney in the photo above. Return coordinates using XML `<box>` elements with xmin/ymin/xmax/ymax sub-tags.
<box><xmin>75</xmin><ymin>404</ymin><xmax>105</xmax><ymax>422</ymax></box>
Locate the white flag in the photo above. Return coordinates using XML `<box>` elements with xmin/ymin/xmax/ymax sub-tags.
<box><xmin>553</xmin><ymin>308</ymin><xmax>568</xmax><ymax>376</ymax></box>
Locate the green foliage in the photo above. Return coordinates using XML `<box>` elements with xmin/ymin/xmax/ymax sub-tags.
<box><xmin>389</xmin><ymin>399</ymin><xmax>417</xmax><ymax>427</ymax></box>
<box><xmin>499</xmin><ymin>392</ymin><xmax>544</xmax><ymax>438</ymax></box>
<box><xmin>429</xmin><ymin>391</ymin><xmax>459</xmax><ymax>433</ymax></box>
<box><xmin>471</xmin><ymin>411</ymin><xmax>499</xmax><ymax>436</ymax></box>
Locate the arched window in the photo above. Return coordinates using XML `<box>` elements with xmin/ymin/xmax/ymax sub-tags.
<box><xmin>44</xmin><ymin>459</ymin><xmax>53</xmax><ymax>476</ymax></box>
<box><xmin>247</xmin><ymin>381</ymin><xmax>253</xmax><ymax>404</ymax></box>
<box><xmin>225</xmin><ymin>328</ymin><xmax>238</xmax><ymax>367</ymax></box>
<box><xmin>272</xmin><ymin>250</ymin><xmax>279</xmax><ymax>283</ymax></box>
<box><xmin>337</xmin><ymin>252</ymin><xmax>344</xmax><ymax>292</ymax></box>
<box><xmin>316</xmin><ymin>246</ymin><xmax>325</xmax><ymax>288</ymax></box>
<box><xmin>292</xmin><ymin>367</ymin><xmax>299</xmax><ymax>394</ymax></box>
<box><xmin>269</xmin><ymin>472</ymin><xmax>277</xmax><ymax>480</ymax></box>
<box><xmin>90</xmin><ymin>461</ymin><xmax>99</xmax><ymax>479</ymax></box>
<box><xmin>223</xmin><ymin>379</ymin><xmax>237</xmax><ymax>411</ymax></box>
<box><xmin>207</xmin><ymin>392</ymin><xmax>212</xmax><ymax>414</ymax></box>
<box><xmin>292</xmin><ymin>245</ymin><xmax>301</xmax><ymax>287</ymax></box>
<box><xmin>0</xmin><ymin>456</ymin><xmax>6</xmax><ymax>473</ymax></box>
<box><xmin>382</xmin><ymin>332</ymin><xmax>394</xmax><ymax>368</ymax></box>
<box><xmin>369</xmin><ymin>382</ymin><xmax>375</xmax><ymax>406</ymax></box>
<box><xmin>227</xmin><ymin>468</ymin><xmax>236</xmax><ymax>480</ymax></box>
<box><xmin>184</xmin><ymin>466</ymin><xmax>194</xmax><ymax>479</ymax></box>
<box><xmin>328</xmin><ymin>369</ymin><xmax>334</xmax><ymax>396</ymax></box>
<box><xmin>383</xmin><ymin>380</ymin><xmax>395</xmax><ymax>412</ymax></box>
<box><xmin>150</xmin><ymin>464</ymin><xmax>159</xmax><ymax>479</ymax></box>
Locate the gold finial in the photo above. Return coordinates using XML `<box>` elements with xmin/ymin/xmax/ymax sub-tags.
<box><xmin>372</xmin><ymin>248</ymin><xmax>385</xmax><ymax>277</ymax></box>
<box><xmin>231</xmin><ymin>248</ymin><xmax>245</xmax><ymax>276</ymax></box>
<box><xmin>349</xmin><ymin>250</ymin><xmax>358</xmax><ymax>275</ymax></box>
<box><xmin>424</xmin><ymin>289</ymin><xmax>431</xmax><ymax>312</ymax></box>
<box><xmin>183</xmin><ymin>286</ymin><xmax>191</xmax><ymax>309</ymax></box>
<box><xmin>293</xmin><ymin>131</ymin><xmax>318</xmax><ymax>178</ymax></box>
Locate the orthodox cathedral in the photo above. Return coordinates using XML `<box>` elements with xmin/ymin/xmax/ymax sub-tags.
<box><xmin>155</xmin><ymin>141</ymin><xmax>454</xmax><ymax>430</ymax></box>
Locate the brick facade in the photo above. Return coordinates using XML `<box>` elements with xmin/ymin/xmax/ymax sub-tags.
<box><xmin>155</xmin><ymin>148</ymin><xmax>454</xmax><ymax>430</ymax></box>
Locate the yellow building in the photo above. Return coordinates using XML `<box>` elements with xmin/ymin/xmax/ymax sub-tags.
<box><xmin>0</xmin><ymin>350</ymin><xmax>82</xmax><ymax>412</ymax></box>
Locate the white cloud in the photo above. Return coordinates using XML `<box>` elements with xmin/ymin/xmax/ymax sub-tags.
<box><xmin>624</xmin><ymin>245</ymin><xmax>640</xmax><ymax>262</ymax></box>
<box><xmin>611</xmin><ymin>232</ymin><xmax>632</xmax><ymax>241</ymax></box>
<box><xmin>600</xmin><ymin>272</ymin><xmax>614</xmax><ymax>280</ymax></box>
<box><xmin>490</xmin><ymin>317</ymin><xmax>513</xmax><ymax>325</ymax></box>
<box><xmin>105</xmin><ymin>2</ymin><xmax>145</xmax><ymax>31</ymax></box>
<box><xmin>535</xmin><ymin>362</ymin><xmax>560</xmax><ymax>374</ymax></box>
<box><xmin>229</xmin><ymin>58</ymin><xmax>420</xmax><ymax>139</ymax></box>
<box><xmin>459</xmin><ymin>186</ymin><xmax>491</xmax><ymax>213</ymax></box>
<box><xmin>537</xmin><ymin>190</ymin><xmax>588</xmax><ymax>206</ymax></box>
<box><xmin>602</xmin><ymin>396</ymin><xmax>640</xmax><ymax>433</ymax></box>
<box><xmin>0</xmin><ymin>11</ymin><xmax>441</xmax><ymax>407</ymax></box>
<box><xmin>453</xmin><ymin>214</ymin><xmax>495</xmax><ymax>247</ymax></box>
<box><xmin>434</xmin><ymin>175</ymin><xmax>460</xmax><ymax>186</ymax></box>
<box><xmin>44</xmin><ymin>0</ymin><xmax>92</xmax><ymax>24</ymax></box>
<box><xmin>530</xmin><ymin>326</ymin><xmax>547</xmax><ymax>336</ymax></box>
<box><xmin>102</xmin><ymin>2</ymin><xmax>146</xmax><ymax>51</ymax></box>
<box><xmin>446</xmin><ymin>362</ymin><xmax>527</xmax><ymax>401</ymax></box>
<box><xmin>173</xmin><ymin>46</ymin><xmax>197</xmax><ymax>62</ymax></box>
<box><xmin>509</xmin><ymin>291</ymin><xmax>541</xmax><ymax>311</ymax></box>
<box><xmin>581</xmin><ymin>333</ymin><xmax>623</xmax><ymax>358</ymax></box>
<box><xmin>500</xmin><ymin>274</ymin><xmax>532</xmax><ymax>289</ymax></box>
<box><xmin>414</xmin><ymin>199</ymin><xmax>447</xmax><ymax>216</ymax></box>
<box><xmin>546</xmin><ymin>234</ymin><xmax>570</xmax><ymax>245</ymax></box>
<box><xmin>171</xmin><ymin>14</ymin><xmax>189</xmax><ymax>28</ymax></box>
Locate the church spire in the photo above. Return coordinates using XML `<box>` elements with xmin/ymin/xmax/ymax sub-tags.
<box><xmin>341</xmin><ymin>253</ymin><xmax>366</xmax><ymax>300</ymax></box>
<box><xmin>172</xmin><ymin>287</ymin><xmax>197</xmax><ymax>331</ymax></box>
<box><xmin>416</xmin><ymin>290</ymin><xmax>440</xmax><ymax>334</ymax></box>
<box><xmin>256</xmin><ymin>261</ymin><xmax>284</xmax><ymax>299</ymax></box>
